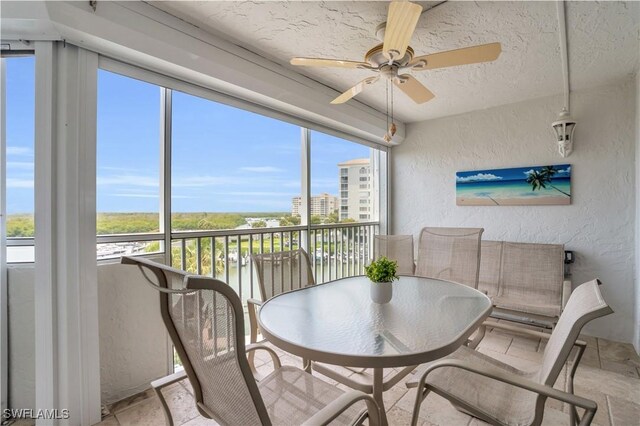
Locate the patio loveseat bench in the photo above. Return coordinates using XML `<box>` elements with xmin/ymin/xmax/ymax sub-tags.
<box><xmin>477</xmin><ymin>240</ymin><xmax>571</xmax><ymax>329</ymax></box>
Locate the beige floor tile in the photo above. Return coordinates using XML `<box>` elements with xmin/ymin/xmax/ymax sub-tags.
<box><xmin>384</xmin><ymin>406</ymin><xmax>415</xmax><ymax>426</ymax></box>
<box><xmin>93</xmin><ymin>415</ymin><xmax>119</xmax><ymax>426</ymax></box>
<box><xmin>572</xmin><ymin>385</ymin><xmax>611</xmax><ymax>426</ymax></box>
<box><xmin>477</xmin><ymin>332</ymin><xmax>512</xmax><ymax>354</ymax></box>
<box><xmin>607</xmin><ymin>394</ymin><xmax>640</xmax><ymax>426</ymax></box>
<box><xmin>383</xmin><ymin>381</ymin><xmax>409</xmax><ymax>410</ymax></box>
<box><xmin>509</xmin><ymin>335</ymin><xmax>541</xmax><ymax>352</ymax></box>
<box><xmin>540</xmin><ymin>407</ymin><xmax>570</xmax><ymax>426</ymax></box>
<box><xmin>506</xmin><ymin>345</ymin><xmax>544</xmax><ymax>363</ymax></box>
<box><xmin>180</xmin><ymin>415</ymin><xmax>219</xmax><ymax>425</ymax></box>
<box><xmin>600</xmin><ymin>359</ymin><xmax>640</xmax><ymax>378</ymax></box>
<box><xmin>579</xmin><ymin>334</ymin><xmax>599</xmax><ymax>348</ymax></box>
<box><xmin>7</xmin><ymin>420</ymin><xmax>36</xmax><ymax>426</ymax></box>
<box><xmin>574</xmin><ymin>364</ymin><xmax>640</xmax><ymax>405</ymax></box>
<box><xmin>580</xmin><ymin>345</ymin><xmax>601</xmax><ymax>369</ymax></box>
<box><xmin>109</xmin><ymin>388</ymin><xmax>155</xmax><ymax>414</ymax></box>
<box><xmin>598</xmin><ymin>339</ymin><xmax>640</xmax><ymax>368</ymax></box>
<box><xmin>116</xmin><ymin>383</ymin><xmax>199</xmax><ymax>426</ymax></box>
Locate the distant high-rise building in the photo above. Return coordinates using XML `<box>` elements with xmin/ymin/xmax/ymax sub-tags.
<box><xmin>291</xmin><ymin>193</ymin><xmax>339</xmax><ymax>217</ymax></box>
<box><xmin>338</xmin><ymin>158</ymin><xmax>371</xmax><ymax>221</ymax></box>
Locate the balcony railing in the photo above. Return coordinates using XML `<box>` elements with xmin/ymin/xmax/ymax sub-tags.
<box><xmin>170</xmin><ymin>221</ymin><xmax>379</xmax><ymax>306</ymax></box>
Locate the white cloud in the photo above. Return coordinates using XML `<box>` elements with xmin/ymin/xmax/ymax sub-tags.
<box><xmin>456</xmin><ymin>173</ymin><xmax>503</xmax><ymax>183</ymax></box>
<box><xmin>215</xmin><ymin>191</ymin><xmax>298</xmax><ymax>197</ymax></box>
<box><xmin>173</xmin><ymin>176</ymin><xmax>233</xmax><ymax>187</ymax></box>
<box><xmin>6</xmin><ymin>147</ymin><xmax>33</xmax><ymax>156</ymax></box>
<box><xmin>239</xmin><ymin>166</ymin><xmax>285</xmax><ymax>173</ymax></box>
<box><xmin>7</xmin><ymin>178</ymin><xmax>33</xmax><ymax>188</ymax></box>
<box><xmin>557</xmin><ymin>166</ymin><xmax>571</xmax><ymax>174</ymax></box>
<box><xmin>97</xmin><ymin>175</ymin><xmax>158</xmax><ymax>187</ymax></box>
<box><xmin>109</xmin><ymin>193</ymin><xmax>158</xmax><ymax>198</ymax></box>
<box><xmin>7</xmin><ymin>161</ymin><xmax>34</xmax><ymax>170</ymax></box>
<box><xmin>523</xmin><ymin>169</ymin><xmax>535</xmax><ymax>176</ymax></box>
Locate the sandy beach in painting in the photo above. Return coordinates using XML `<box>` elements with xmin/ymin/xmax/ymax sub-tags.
<box><xmin>457</xmin><ymin>196</ymin><xmax>571</xmax><ymax>206</ymax></box>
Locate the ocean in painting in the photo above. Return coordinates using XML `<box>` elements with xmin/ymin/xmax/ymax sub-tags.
<box><xmin>456</xmin><ymin>164</ymin><xmax>571</xmax><ymax>206</ymax></box>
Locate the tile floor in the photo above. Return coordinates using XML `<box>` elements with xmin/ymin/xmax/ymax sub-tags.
<box><xmin>16</xmin><ymin>326</ymin><xmax>640</xmax><ymax>426</ymax></box>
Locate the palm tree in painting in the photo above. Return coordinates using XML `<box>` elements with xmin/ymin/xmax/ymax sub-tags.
<box><xmin>541</xmin><ymin>165</ymin><xmax>570</xmax><ymax>197</ymax></box>
<box><xmin>526</xmin><ymin>170</ymin><xmax>548</xmax><ymax>191</ymax></box>
<box><xmin>526</xmin><ymin>166</ymin><xmax>570</xmax><ymax>197</ymax></box>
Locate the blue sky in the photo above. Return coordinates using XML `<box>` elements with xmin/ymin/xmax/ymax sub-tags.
<box><xmin>456</xmin><ymin>164</ymin><xmax>571</xmax><ymax>184</ymax></box>
<box><xmin>5</xmin><ymin>56</ymin><xmax>35</xmax><ymax>215</ymax></box>
<box><xmin>5</xmin><ymin>58</ymin><xmax>370</xmax><ymax>213</ymax></box>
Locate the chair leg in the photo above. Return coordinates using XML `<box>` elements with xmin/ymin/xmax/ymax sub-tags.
<box><xmin>154</xmin><ymin>387</ymin><xmax>174</xmax><ymax>426</ymax></box>
<box><xmin>411</xmin><ymin>386</ymin><xmax>430</xmax><ymax>426</ymax></box>
<box><xmin>467</xmin><ymin>325</ymin><xmax>486</xmax><ymax>349</ymax></box>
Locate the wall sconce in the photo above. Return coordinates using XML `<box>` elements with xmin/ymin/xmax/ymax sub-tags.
<box><xmin>551</xmin><ymin>108</ymin><xmax>576</xmax><ymax>158</ymax></box>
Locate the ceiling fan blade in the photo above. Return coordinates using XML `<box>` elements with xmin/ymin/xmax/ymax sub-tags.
<box><xmin>290</xmin><ymin>57</ymin><xmax>370</xmax><ymax>69</ymax></box>
<box><xmin>410</xmin><ymin>42</ymin><xmax>502</xmax><ymax>70</ymax></box>
<box><xmin>394</xmin><ymin>75</ymin><xmax>434</xmax><ymax>104</ymax></box>
<box><xmin>331</xmin><ymin>76</ymin><xmax>379</xmax><ymax>104</ymax></box>
<box><xmin>383</xmin><ymin>1</ymin><xmax>423</xmax><ymax>60</ymax></box>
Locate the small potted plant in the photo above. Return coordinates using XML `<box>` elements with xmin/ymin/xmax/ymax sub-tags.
<box><xmin>365</xmin><ymin>256</ymin><xmax>399</xmax><ymax>304</ymax></box>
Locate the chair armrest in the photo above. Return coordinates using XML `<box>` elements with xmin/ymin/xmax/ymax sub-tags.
<box><xmin>482</xmin><ymin>320</ymin><xmax>588</xmax><ymax>358</ymax></box>
<box><xmin>246</xmin><ymin>343</ymin><xmax>281</xmax><ymax>372</ymax></box>
<box><xmin>151</xmin><ymin>369</ymin><xmax>187</xmax><ymax>390</ymax></box>
<box><xmin>247</xmin><ymin>298</ymin><xmax>263</xmax><ymax>344</ymax></box>
<box><xmin>562</xmin><ymin>279</ymin><xmax>572</xmax><ymax>309</ymax></box>
<box><xmin>303</xmin><ymin>390</ymin><xmax>381</xmax><ymax>426</ymax></box>
<box><xmin>483</xmin><ymin>320</ymin><xmax>553</xmax><ymax>341</ymax></box>
<box><xmin>413</xmin><ymin>359</ymin><xmax>597</xmax><ymax>426</ymax></box>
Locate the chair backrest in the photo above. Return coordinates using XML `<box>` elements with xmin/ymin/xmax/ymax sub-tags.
<box><xmin>374</xmin><ymin>234</ymin><xmax>415</xmax><ymax>275</ymax></box>
<box><xmin>121</xmin><ymin>256</ymin><xmax>271</xmax><ymax>425</ymax></box>
<box><xmin>499</xmin><ymin>242</ymin><xmax>565</xmax><ymax>306</ymax></box>
<box><xmin>537</xmin><ymin>279</ymin><xmax>612</xmax><ymax>386</ymax></box>
<box><xmin>477</xmin><ymin>240</ymin><xmax>503</xmax><ymax>297</ymax></box>
<box><xmin>416</xmin><ymin>227</ymin><xmax>484</xmax><ymax>288</ymax></box>
<box><xmin>251</xmin><ymin>249</ymin><xmax>314</xmax><ymax>301</ymax></box>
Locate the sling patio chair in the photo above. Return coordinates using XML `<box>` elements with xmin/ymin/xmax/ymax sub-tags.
<box><xmin>373</xmin><ymin>234</ymin><xmax>415</xmax><ymax>275</ymax></box>
<box><xmin>248</xmin><ymin>249</ymin><xmax>315</xmax><ymax>352</ymax></box>
<box><xmin>250</xmin><ymin>249</ymin><xmax>366</xmax><ymax>374</ymax></box>
<box><xmin>415</xmin><ymin>227</ymin><xmax>484</xmax><ymax>288</ymax></box>
<box><xmin>406</xmin><ymin>279</ymin><xmax>612</xmax><ymax>426</ymax></box>
<box><xmin>121</xmin><ymin>255</ymin><xmax>381</xmax><ymax>426</ymax></box>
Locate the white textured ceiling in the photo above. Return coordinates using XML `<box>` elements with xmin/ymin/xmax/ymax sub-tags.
<box><xmin>151</xmin><ymin>1</ymin><xmax>639</xmax><ymax>123</ymax></box>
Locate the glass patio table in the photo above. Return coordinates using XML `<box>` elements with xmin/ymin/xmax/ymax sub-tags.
<box><xmin>258</xmin><ymin>275</ymin><xmax>492</xmax><ymax>424</ymax></box>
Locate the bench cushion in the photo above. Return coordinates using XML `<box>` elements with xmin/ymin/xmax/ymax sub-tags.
<box><xmin>499</xmin><ymin>242</ymin><xmax>564</xmax><ymax>313</ymax></box>
<box><xmin>479</xmin><ymin>241</ymin><xmax>565</xmax><ymax>321</ymax></box>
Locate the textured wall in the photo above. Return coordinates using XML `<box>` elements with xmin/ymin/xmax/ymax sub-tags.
<box><xmin>98</xmin><ymin>257</ymin><xmax>169</xmax><ymax>405</ymax></box>
<box><xmin>7</xmin><ymin>258</ymin><xmax>170</xmax><ymax>408</ymax></box>
<box><xmin>392</xmin><ymin>78</ymin><xmax>636</xmax><ymax>343</ymax></box>
<box><xmin>7</xmin><ymin>267</ymin><xmax>35</xmax><ymax>410</ymax></box>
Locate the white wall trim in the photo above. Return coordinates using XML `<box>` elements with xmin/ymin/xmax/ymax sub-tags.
<box><xmin>34</xmin><ymin>40</ymin><xmax>58</xmax><ymax>420</ymax></box>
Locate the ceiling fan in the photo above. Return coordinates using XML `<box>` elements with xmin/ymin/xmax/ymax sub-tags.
<box><xmin>290</xmin><ymin>1</ymin><xmax>502</xmax><ymax>105</ymax></box>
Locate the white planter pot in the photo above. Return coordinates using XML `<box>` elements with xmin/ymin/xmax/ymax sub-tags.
<box><xmin>370</xmin><ymin>281</ymin><xmax>393</xmax><ymax>304</ymax></box>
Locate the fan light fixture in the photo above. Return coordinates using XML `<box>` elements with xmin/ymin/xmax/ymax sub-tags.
<box><xmin>552</xmin><ymin>108</ymin><xmax>576</xmax><ymax>158</ymax></box>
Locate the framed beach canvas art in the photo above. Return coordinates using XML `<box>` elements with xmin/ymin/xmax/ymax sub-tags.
<box><xmin>456</xmin><ymin>164</ymin><xmax>571</xmax><ymax>206</ymax></box>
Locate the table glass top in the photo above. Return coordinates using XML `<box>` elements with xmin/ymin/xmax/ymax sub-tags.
<box><xmin>259</xmin><ymin>276</ymin><xmax>492</xmax><ymax>362</ymax></box>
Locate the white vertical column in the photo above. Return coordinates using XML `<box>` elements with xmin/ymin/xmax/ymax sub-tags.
<box><xmin>34</xmin><ymin>40</ymin><xmax>58</xmax><ymax>420</ymax></box>
<box><xmin>301</xmin><ymin>127</ymin><xmax>311</xmax><ymax>253</ymax></box>
<box><xmin>35</xmin><ymin>41</ymin><xmax>101</xmax><ymax>426</ymax></box>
